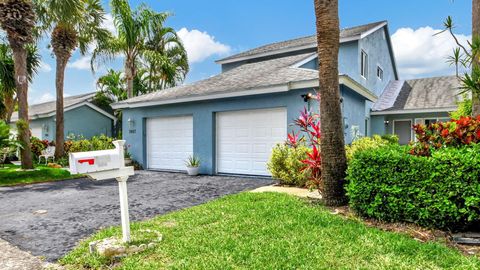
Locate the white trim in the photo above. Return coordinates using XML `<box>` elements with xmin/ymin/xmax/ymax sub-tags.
<box><xmin>360</xmin><ymin>21</ymin><xmax>387</xmax><ymax>39</ymax></box>
<box><xmin>216</xmin><ymin>35</ymin><xmax>368</xmax><ymax>65</ymax></box>
<box><xmin>290</xmin><ymin>53</ymin><xmax>317</xmax><ymax>68</ymax></box>
<box><xmin>371</xmin><ymin>107</ymin><xmax>457</xmax><ymax>115</ymax></box>
<box><xmin>84</xmin><ymin>102</ymin><xmax>118</xmax><ymax>124</ymax></box>
<box><xmin>112</xmin><ymin>85</ymin><xmax>289</xmax><ymax>109</ymax></box>
<box><xmin>392</xmin><ymin>119</ymin><xmax>413</xmax><ymax>144</ymax></box>
<box><xmin>114</xmin><ymin>75</ymin><xmax>378</xmax><ymax>109</ymax></box>
<box><xmin>360</xmin><ymin>50</ymin><xmax>368</xmax><ymax>79</ymax></box>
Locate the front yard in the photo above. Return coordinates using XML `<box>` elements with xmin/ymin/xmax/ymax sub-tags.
<box><xmin>0</xmin><ymin>164</ymin><xmax>81</xmax><ymax>186</ymax></box>
<box><xmin>61</xmin><ymin>192</ymin><xmax>480</xmax><ymax>269</ymax></box>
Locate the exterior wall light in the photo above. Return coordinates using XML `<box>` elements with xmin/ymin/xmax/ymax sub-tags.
<box><xmin>42</xmin><ymin>123</ymin><xmax>49</xmax><ymax>133</ymax></box>
<box><xmin>384</xmin><ymin>120</ymin><xmax>389</xmax><ymax>125</ymax></box>
<box><xmin>127</xmin><ymin>118</ymin><xmax>135</xmax><ymax>129</ymax></box>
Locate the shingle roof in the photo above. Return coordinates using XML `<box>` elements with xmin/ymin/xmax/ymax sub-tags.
<box><xmin>373</xmin><ymin>76</ymin><xmax>462</xmax><ymax>112</ymax></box>
<box><xmin>216</xmin><ymin>21</ymin><xmax>387</xmax><ymax>63</ymax></box>
<box><xmin>11</xmin><ymin>92</ymin><xmax>95</xmax><ymax>121</ymax></box>
<box><xmin>114</xmin><ymin>52</ymin><xmax>320</xmax><ymax>107</ymax></box>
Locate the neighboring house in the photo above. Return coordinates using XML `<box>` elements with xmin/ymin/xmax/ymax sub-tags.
<box><xmin>113</xmin><ymin>21</ymin><xmax>399</xmax><ymax>176</ymax></box>
<box><xmin>10</xmin><ymin>92</ymin><xmax>116</xmax><ymax>141</ymax></box>
<box><xmin>371</xmin><ymin>76</ymin><xmax>462</xmax><ymax>144</ymax></box>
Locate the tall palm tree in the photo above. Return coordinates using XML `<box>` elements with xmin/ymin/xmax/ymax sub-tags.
<box><xmin>97</xmin><ymin>69</ymin><xmax>127</xmax><ymax>101</ymax></box>
<box><xmin>0</xmin><ymin>0</ymin><xmax>36</xmax><ymax>169</ymax></box>
<box><xmin>314</xmin><ymin>0</ymin><xmax>348</xmax><ymax>206</ymax></box>
<box><xmin>0</xmin><ymin>43</ymin><xmax>41</xmax><ymax>123</ymax></box>
<box><xmin>92</xmin><ymin>0</ymin><xmax>188</xmax><ymax>99</ymax></box>
<box><xmin>35</xmin><ymin>0</ymin><xmax>109</xmax><ymax>158</ymax></box>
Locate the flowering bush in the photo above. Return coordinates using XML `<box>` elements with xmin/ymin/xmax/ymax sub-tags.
<box><xmin>30</xmin><ymin>137</ymin><xmax>49</xmax><ymax>156</ymax></box>
<box><xmin>411</xmin><ymin>116</ymin><xmax>480</xmax><ymax>156</ymax></box>
<box><xmin>345</xmin><ymin>135</ymin><xmax>398</xmax><ymax>161</ymax></box>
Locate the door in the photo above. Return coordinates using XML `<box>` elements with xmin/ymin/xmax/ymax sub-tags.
<box><xmin>394</xmin><ymin>120</ymin><xmax>412</xmax><ymax>145</ymax></box>
<box><xmin>216</xmin><ymin>107</ymin><xmax>287</xmax><ymax>176</ymax></box>
<box><xmin>146</xmin><ymin>115</ymin><xmax>193</xmax><ymax>171</ymax></box>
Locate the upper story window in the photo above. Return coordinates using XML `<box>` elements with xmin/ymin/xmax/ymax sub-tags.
<box><xmin>377</xmin><ymin>66</ymin><xmax>384</xmax><ymax>80</ymax></box>
<box><xmin>361</xmin><ymin>50</ymin><xmax>368</xmax><ymax>79</ymax></box>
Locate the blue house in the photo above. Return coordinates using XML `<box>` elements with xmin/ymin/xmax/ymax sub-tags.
<box><xmin>11</xmin><ymin>92</ymin><xmax>117</xmax><ymax>141</ymax></box>
<box><xmin>113</xmin><ymin>21</ymin><xmax>399</xmax><ymax>176</ymax></box>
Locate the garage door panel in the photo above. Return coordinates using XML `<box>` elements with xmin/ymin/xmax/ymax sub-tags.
<box><xmin>147</xmin><ymin>115</ymin><xmax>193</xmax><ymax>171</ymax></box>
<box><xmin>216</xmin><ymin>107</ymin><xmax>287</xmax><ymax>176</ymax></box>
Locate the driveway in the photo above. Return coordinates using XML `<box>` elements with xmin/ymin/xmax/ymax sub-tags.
<box><xmin>0</xmin><ymin>171</ymin><xmax>273</xmax><ymax>262</ymax></box>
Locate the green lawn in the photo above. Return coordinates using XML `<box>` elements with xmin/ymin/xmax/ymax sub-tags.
<box><xmin>0</xmin><ymin>164</ymin><xmax>82</xmax><ymax>186</ymax></box>
<box><xmin>61</xmin><ymin>192</ymin><xmax>480</xmax><ymax>270</ymax></box>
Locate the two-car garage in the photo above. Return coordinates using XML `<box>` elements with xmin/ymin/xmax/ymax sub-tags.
<box><xmin>145</xmin><ymin>107</ymin><xmax>287</xmax><ymax>176</ymax></box>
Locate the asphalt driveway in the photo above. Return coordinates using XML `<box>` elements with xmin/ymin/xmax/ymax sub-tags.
<box><xmin>0</xmin><ymin>170</ymin><xmax>273</xmax><ymax>262</ymax></box>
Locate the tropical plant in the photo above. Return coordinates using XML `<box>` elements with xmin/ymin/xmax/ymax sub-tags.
<box><xmin>450</xmin><ymin>93</ymin><xmax>472</xmax><ymax>119</ymax></box>
<box><xmin>185</xmin><ymin>155</ymin><xmax>200</xmax><ymax>168</ymax></box>
<box><xmin>0</xmin><ymin>0</ymin><xmax>36</xmax><ymax>169</ymax></box>
<box><xmin>96</xmin><ymin>68</ymin><xmax>127</xmax><ymax>102</ymax></box>
<box><xmin>441</xmin><ymin>0</ymin><xmax>480</xmax><ymax>116</ymax></box>
<box><xmin>0</xmin><ymin>120</ymin><xmax>18</xmax><ymax>148</ymax></box>
<box><xmin>268</xmin><ymin>143</ymin><xmax>311</xmax><ymax>187</ymax></box>
<box><xmin>0</xmin><ymin>42</ymin><xmax>41</xmax><ymax>123</ymax></box>
<box><xmin>345</xmin><ymin>135</ymin><xmax>398</xmax><ymax>161</ymax></box>
<box><xmin>92</xmin><ymin>0</ymin><xmax>188</xmax><ymax>99</ymax></box>
<box><xmin>35</xmin><ymin>0</ymin><xmax>110</xmax><ymax>158</ymax></box>
<box><xmin>314</xmin><ymin>0</ymin><xmax>348</xmax><ymax>206</ymax></box>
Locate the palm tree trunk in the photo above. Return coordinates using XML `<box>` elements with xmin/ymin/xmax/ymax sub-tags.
<box><xmin>314</xmin><ymin>0</ymin><xmax>347</xmax><ymax>206</ymax></box>
<box><xmin>11</xmin><ymin>45</ymin><xmax>33</xmax><ymax>169</ymax></box>
<box><xmin>54</xmin><ymin>55</ymin><xmax>69</xmax><ymax>158</ymax></box>
<box><xmin>4</xmin><ymin>92</ymin><xmax>15</xmax><ymax>123</ymax></box>
<box><xmin>125</xmin><ymin>59</ymin><xmax>135</xmax><ymax>98</ymax></box>
<box><xmin>472</xmin><ymin>0</ymin><xmax>480</xmax><ymax>116</ymax></box>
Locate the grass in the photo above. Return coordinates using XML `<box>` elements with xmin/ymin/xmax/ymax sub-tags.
<box><xmin>61</xmin><ymin>192</ymin><xmax>480</xmax><ymax>270</ymax></box>
<box><xmin>0</xmin><ymin>164</ymin><xmax>82</xmax><ymax>186</ymax></box>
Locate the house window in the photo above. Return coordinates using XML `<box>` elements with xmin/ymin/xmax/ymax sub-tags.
<box><xmin>377</xmin><ymin>66</ymin><xmax>383</xmax><ymax>80</ymax></box>
<box><xmin>361</xmin><ymin>50</ymin><xmax>368</xmax><ymax>78</ymax></box>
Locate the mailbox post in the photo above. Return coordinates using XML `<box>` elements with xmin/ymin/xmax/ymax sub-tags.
<box><xmin>69</xmin><ymin>140</ymin><xmax>134</xmax><ymax>243</ymax></box>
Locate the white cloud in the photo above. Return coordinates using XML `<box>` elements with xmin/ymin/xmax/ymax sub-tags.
<box><xmin>67</xmin><ymin>56</ymin><xmax>91</xmax><ymax>70</ymax></box>
<box><xmin>391</xmin><ymin>26</ymin><xmax>471</xmax><ymax>79</ymax></box>
<box><xmin>102</xmin><ymin>13</ymin><xmax>117</xmax><ymax>35</ymax></box>
<box><xmin>177</xmin><ymin>28</ymin><xmax>231</xmax><ymax>63</ymax></box>
<box><xmin>39</xmin><ymin>61</ymin><xmax>52</xmax><ymax>72</ymax></box>
<box><xmin>34</xmin><ymin>93</ymin><xmax>55</xmax><ymax>104</ymax></box>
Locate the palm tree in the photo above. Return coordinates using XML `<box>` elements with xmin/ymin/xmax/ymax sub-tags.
<box><xmin>314</xmin><ymin>0</ymin><xmax>348</xmax><ymax>206</ymax></box>
<box><xmin>35</xmin><ymin>0</ymin><xmax>109</xmax><ymax>158</ymax></box>
<box><xmin>0</xmin><ymin>43</ymin><xmax>41</xmax><ymax>123</ymax></box>
<box><xmin>0</xmin><ymin>0</ymin><xmax>36</xmax><ymax>169</ymax></box>
<box><xmin>92</xmin><ymin>0</ymin><xmax>188</xmax><ymax>99</ymax></box>
<box><xmin>97</xmin><ymin>69</ymin><xmax>127</xmax><ymax>101</ymax></box>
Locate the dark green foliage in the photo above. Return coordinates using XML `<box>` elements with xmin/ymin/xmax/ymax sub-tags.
<box><xmin>346</xmin><ymin>144</ymin><xmax>480</xmax><ymax>231</ymax></box>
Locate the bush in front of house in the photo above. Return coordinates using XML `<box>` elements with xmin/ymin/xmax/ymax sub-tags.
<box><xmin>267</xmin><ymin>143</ymin><xmax>311</xmax><ymax>187</ymax></box>
<box><xmin>345</xmin><ymin>134</ymin><xmax>398</xmax><ymax>161</ymax></box>
<box><xmin>411</xmin><ymin>116</ymin><xmax>480</xmax><ymax>156</ymax></box>
<box><xmin>346</xmin><ymin>144</ymin><xmax>480</xmax><ymax>231</ymax></box>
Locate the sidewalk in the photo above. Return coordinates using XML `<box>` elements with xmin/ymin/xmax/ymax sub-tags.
<box><xmin>0</xmin><ymin>238</ymin><xmax>44</xmax><ymax>270</ymax></box>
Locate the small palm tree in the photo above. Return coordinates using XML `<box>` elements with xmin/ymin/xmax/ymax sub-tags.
<box><xmin>0</xmin><ymin>0</ymin><xmax>36</xmax><ymax>169</ymax></box>
<box><xmin>314</xmin><ymin>0</ymin><xmax>348</xmax><ymax>206</ymax></box>
<box><xmin>35</xmin><ymin>0</ymin><xmax>109</xmax><ymax>158</ymax></box>
<box><xmin>97</xmin><ymin>69</ymin><xmax>127</xmax><ymax>102</ymax></box>
<box><xmin>0</xmin><ymin>42</ymin><xmax>41</xmax><ymax>123</ymax></box>
<box><xmin>92</xmin><ymin>0</ymin><xmax>188</xmax><ymax>99</ymax></box>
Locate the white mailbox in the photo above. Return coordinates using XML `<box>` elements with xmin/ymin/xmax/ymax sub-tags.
<box><xmin>69</xmin><ymin>140</ymin><xmax>134</xmax><ymax>242</ymax></box>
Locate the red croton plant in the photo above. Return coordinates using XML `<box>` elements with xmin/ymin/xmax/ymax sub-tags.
<box><xmin>287</xmin><ymin>108</ymin><xmax>323</xmax><ymax>189</ymax></box>
<box><xmin>411</xmin><ymin>115</ymin><xmax>480</xmax><ymax>156</ymax></box>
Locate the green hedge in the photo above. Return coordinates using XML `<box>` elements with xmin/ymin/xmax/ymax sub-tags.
<box><xmin>346</xmin><ymin>144</ymin><xmax>480</xmax><ymax>231</ymax></box>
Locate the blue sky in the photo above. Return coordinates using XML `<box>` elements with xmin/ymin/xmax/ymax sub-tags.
<box><xmin>30</xmin><ymin>0</ymin><xmax>472</xmax><ymax>103</ymax></box>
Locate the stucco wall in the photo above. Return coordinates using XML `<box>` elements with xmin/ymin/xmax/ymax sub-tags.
<box><xmin>122</xmin><ymin>86</ymin><xmax>368</xmax><ymax>175</ymax></box>
<box><xmin>23</xmin><ymin>105</ymin><xmax>113</xmax><ymax>141</ymax></box>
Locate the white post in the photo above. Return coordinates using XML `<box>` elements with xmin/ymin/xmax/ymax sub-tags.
<box><xmin>113</xmin><ymin>140</ymin><xmax>131</xmax><ymax>242</ymax></box>
<box><xmin>116</xmin><ymin>176</ymin><xmax>131</xmax><ymax>242</ymax></box>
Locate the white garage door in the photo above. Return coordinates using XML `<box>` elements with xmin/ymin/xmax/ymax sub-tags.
<box><xmin>216</xmin><ymin>107</ymin><xmax>287</xmax><ymax>176</ymax></box>
<box><xmin>146</xmin><ymin>115</ymin><xmax>193</xmax><ymax>171</ymax></box>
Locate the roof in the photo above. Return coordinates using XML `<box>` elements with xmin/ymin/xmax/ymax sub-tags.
<box><xmin>11</xmin><ymin>92</ymin><xmax>116</xmax><ymax>122</ymax></box>
<box><xmin>372</xmin><ymin>76</ymin><xmax>462</xmax><ymax>114</ymax></box>
<box><xmin>216</xmin><ymin>21</ymin><xmax>387</xmax><ymax>64</ymax></box>
<box><xmin>113</xmin><ymin>53</ymin><xmax>377</xmax><ymax>109</ymax></box>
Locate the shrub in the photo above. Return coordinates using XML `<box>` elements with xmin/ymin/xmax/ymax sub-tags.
<box><xmin>30</xmin><ymin>137</ymin><xmax>48</xmax><ymax>156</ymax></box>
<box><xmin>411</xmin><ymin>116</ymin><xmax>480</xmax><ymax>156</ymax></box>
<box><xmin>268</xmin><ymin>143</ymin><xmax>311</xmax><ymax>187</ymax></box>
<box><xmin>345</xmin><ymin>135</ymin><xmax>398</xmax><ymax>161</ymax></box>
<box><xmin>346</xmin><ymin>144</ymin><xmax>480</xmax><ymax>231</ymax></box>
